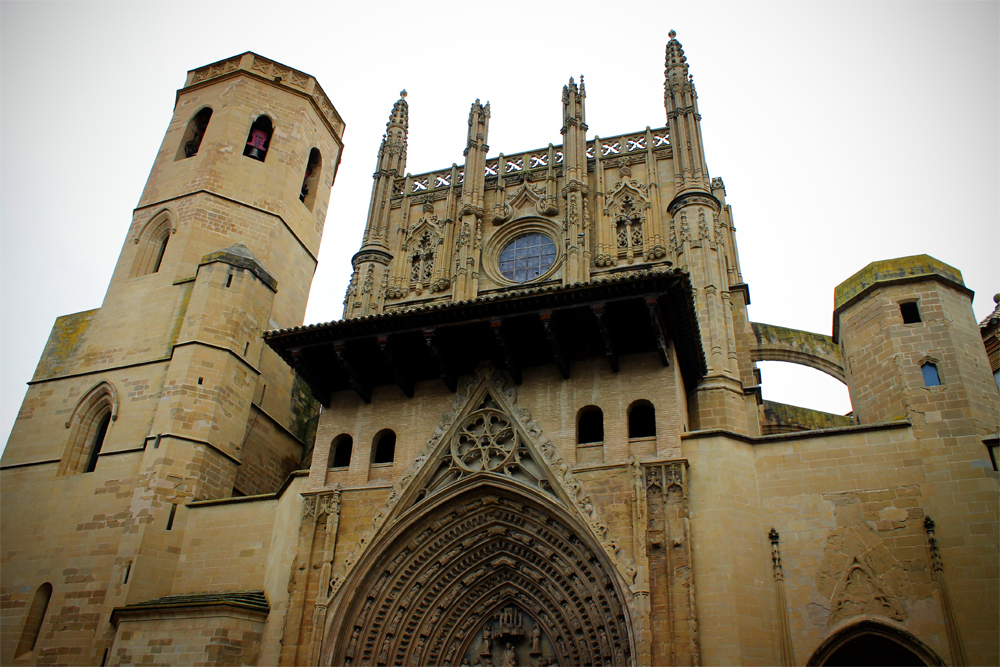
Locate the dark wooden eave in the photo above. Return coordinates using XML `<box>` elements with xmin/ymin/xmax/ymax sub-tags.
<box><xmin>264</xmin><ymin>269</ymin><xmax>707</xmax><ymax>405</ymax></box>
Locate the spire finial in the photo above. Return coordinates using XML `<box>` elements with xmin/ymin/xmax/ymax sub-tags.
<box><xmin>386</xmin><ymin>90</ymin><xmax>409</xmax><ymax>134</ymax></box>
<box><xmin>664</xmin><ymin>31</ymin><xmax>689</xmax><ymax>74</ymax></box>
<box><xmin>668</xmin><ymin>29</ymin><xmax>676</xmax><ymax>39</ymax></box>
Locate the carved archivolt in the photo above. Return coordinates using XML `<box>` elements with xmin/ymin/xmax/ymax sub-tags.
<box><xmin>322</xmin><ymin>365</ymin><xmax>638</xmax><ymax>666</ymax></box>
<box><xmin>323</xmin><ymin>481</ymin><xmax>635</xmax><ymax>667</ymax></box>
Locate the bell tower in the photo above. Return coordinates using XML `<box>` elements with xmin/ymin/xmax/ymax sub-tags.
<box><xmin>1</xmin><ymin>54</ymin><xmax>345</xmax><ymax>652</ymax></box>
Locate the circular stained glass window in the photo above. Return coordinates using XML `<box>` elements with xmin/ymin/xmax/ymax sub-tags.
<box><xmin>498</xmin><ymin>233</ymin><xmax>557</xmax><ymax>283</ymax></box>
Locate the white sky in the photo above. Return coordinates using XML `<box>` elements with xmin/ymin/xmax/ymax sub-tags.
<box><xmin>2</xmin><ymin>1</ymin><xmax>997</xmax><ymax>455</ymax></box>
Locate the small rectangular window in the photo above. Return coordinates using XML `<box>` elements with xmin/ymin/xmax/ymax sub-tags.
<box><xmin>166</xmin><ymin>504</ymin><xmax>177</xmax><ymax>531</ymax></box>
<box><xmin>900</xmin><ymin>302</ymin><xmax>921</xmax><ymax>324</ymax></box>
<box><xmin>922</xmin><ymin>363</ymin><xmax>941</xmax><ymax>387</ymax></box>
<box><xmin>226</xmin><ymin>274</ymin><xmax>233</xmax><ymax>288</ymax></box>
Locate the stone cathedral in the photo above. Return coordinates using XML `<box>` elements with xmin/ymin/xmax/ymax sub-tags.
<box><xmin>2</xmin><ymin>35</ymin><xmax>998</xmax><ymax>667</ymax></box>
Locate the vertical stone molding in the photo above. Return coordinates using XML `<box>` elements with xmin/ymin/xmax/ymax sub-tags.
<box><xmin>924</xmin><ymin>517</ymin><xmax>967</xmax><ymax>666</ymax></box>
<box><xmin>281</xmin><ymin>486</ymin><xmax>342</xmax><ymax>667</ymax></box>
<box><xmin>645</xmin><ymin>461</ymin><xmax>699</xmax><ymax>666</ymax></box>
<box><xmin>769</xmin><ymin>528</ymin><xmax>795</xmax><ymax>667</ymax></box>
<box><xmin>629</xmin><ymin>457</ymin><xmax>652</xmax><ymax>665</ymax></box>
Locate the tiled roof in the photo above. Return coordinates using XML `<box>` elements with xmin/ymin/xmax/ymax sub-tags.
<box><xmin>264</xmin><ymin>267</ymin><xmax>685</xmax><ymax>337</ymax></box>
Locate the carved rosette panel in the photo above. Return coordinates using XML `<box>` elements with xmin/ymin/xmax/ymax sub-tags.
<box><xmin>326</xmin><ymin>492</ymin><xmax>633</xmax><ymax>667</ymax></box>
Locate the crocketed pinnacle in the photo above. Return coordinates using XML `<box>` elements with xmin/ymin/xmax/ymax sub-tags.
<box><xmin>387</xmin><ymin>89</ymin><xmax>409</xmax><ymax>133</ymax></box>
<box><xmin>468</xmin><ymin>98</ymin><xmax>490</xmax><ymax>120</ymax></box>
<box><xmin>564</xmin><ymin>76</ymin><xmax>580</xmax><ymax>97</ymax></box>
<box><xmin>664</xmin><ymin>30</ymin><xmax>689</xmax><ymax>78</ymax></box>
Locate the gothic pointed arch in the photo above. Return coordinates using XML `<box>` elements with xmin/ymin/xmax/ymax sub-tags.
<box><xmin>807</xmin><ymin>619</ymin><xmax>946</xmax><ymax>666</ymax></box>
<box><xmin>322</xmin><ymin>477</ymin><xmax>636</xmax><ymax>667</ymax></box>
<box><xmin>321</xmin><ymin>366</ymin><xmax>639</xmax><ymax>666</ymax></box>
<box><xmin>130</xmin><ymin>208</ymin><xmax>176</xmax><ymax>277</ymax></box>
<box><xmin>60</xmin><ymin>380</ymin><xmax>118</xmax><ymax>475</ymax></box>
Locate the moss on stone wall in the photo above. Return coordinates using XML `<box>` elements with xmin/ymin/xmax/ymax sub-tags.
<box><xmin>834</xmin><ymin>255</ymin><xmax>965</xmax><ymax>311</ymax></box>
<box><xmin>36</xmin><ymin>309</ymin><xmax>98</xmax><ymax>379</ymax></box>
<box><xmin>761</xmin><ymin>400</ymin><xmax>853</xmax><ymax>432</ymax></box>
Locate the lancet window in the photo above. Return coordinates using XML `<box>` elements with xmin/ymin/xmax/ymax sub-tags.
<box><xmin>61</xmin><ymin>381</ymin><xmax>117</xmax><ymax>475</ymax></box>
<box><xmin>243</xmin><ymin>115</ymin><xmax>273</xmax><ymax>162</ymax></box>
<box><xmin>14</xmin><ymin>582</ymin><xmax>51</xmax><ymax>659</ymax></box>
<box><xmin>300</xmin><ymin>148</ymin><xmax>322</xmax><ymax>210</ymax></box>
<box><xmin>176</xmin><ymin>107</ymin><xmax>212</xmax><ymax>160</ymax></box>
<box><xmin>130</xmin><ymin>210</ymin><xmax>174</xmax><ymax>277</ymax></box>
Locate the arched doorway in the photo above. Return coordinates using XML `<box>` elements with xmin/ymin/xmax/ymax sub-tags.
<box><xmin>808</xmin><ymin>620</ymin><xmax>945</xmax><ymax>666</ymax></box>
<box><xmin>322</xmin><ymin>478</ymin><xmax>635</xmax><ymax>667</ymax></box>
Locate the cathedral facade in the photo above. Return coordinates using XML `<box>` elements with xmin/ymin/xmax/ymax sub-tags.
<box><xmin>2</xmin><ymin>36</ymin><xmax>997</xmax><ymax>667</ymax></box>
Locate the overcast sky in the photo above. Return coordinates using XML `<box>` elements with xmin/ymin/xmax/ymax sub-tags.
<box><xmin>2</xmin><ymin>1</ymin><xmax>997</xmax><ymax>454</ymax></box>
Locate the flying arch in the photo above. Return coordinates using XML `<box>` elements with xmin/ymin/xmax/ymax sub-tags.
<box><xmin>322</xmin><ymin>477</ymin><xmax>635</xmax><ymax>667</ymax></box>
<box><xmin>750</xmin><ymin>321</ymin><xmax>847</xmax><ymax>383</ymax></box>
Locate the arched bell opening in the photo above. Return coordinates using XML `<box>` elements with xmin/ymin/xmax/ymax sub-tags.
<box><xmin>323</xmin><ymin>476</ymin><xmax>636</xmax><ymax>667</ymax></box>
<box><xmin>806</xmin><ymin>619</ymin><xmax>945</xmax><ymax>666</ymax></box>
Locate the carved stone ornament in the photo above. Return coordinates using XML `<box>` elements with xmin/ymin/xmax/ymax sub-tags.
<box><xmin>323</xmin><ymin>488</ymin><xmax>635</xmax><ymax>667</ymax></box>
<box><xmin>500</xmin><ymin>180</ymin><xmax>558</xmax><ymax>220</ymax></box>
<box><xmin>322</xmin><ymin>365</ymin><xmax>637</xmax><ymax>666</ymax></box>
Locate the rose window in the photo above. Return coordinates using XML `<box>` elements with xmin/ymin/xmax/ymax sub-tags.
<box><xmin>498</xmin><ymin>233</ymin><xmax>557</xmax><ymax>283</ymax></box>
<box><xmin>451</xmin><ymin>408</ymin><xmax>518</xmax><ymax>473</ymax></box>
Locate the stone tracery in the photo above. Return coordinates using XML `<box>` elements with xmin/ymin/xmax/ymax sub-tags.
<box><xmin>322</xmin><ymin>367</ymin><xmax>636</xmax><ymax>666</ymax></box>
<box><xmin>324</xmin><ymin>487</ymin><xmax>634</xmax><ymax>667</ymax></box>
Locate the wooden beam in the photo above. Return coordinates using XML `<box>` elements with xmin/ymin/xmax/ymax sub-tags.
<box><xmin>334</xmin><ymin>343</ymin><xmax>371</xmax><ymax>403</ymax></box>
<box><xmin>490</xmin><ymin>319</ymin><xmax>521</xmax><ymax>385</ymax></box>
<box><xmin>377</xmin><ymin>336</ymin><xmax>414</xmax><ymax>398</ymax></box>
<box><xmin>591</xmin><ymin>304</ymin><xmax>619</xmax><ymax>373</ymax></box>
<box><xmin>645</xmin><ymin>297</ymin><xmax>671</xmax><ymax>367</ymax></box>
<box><xmin>423</xmin><ymin>329</ymin><xmax>457</xmax><ymax>392</ymax></box>
<box><xmin>540</xmin><ymin>310</ymin><xmax>570</xmax><ymax>379</ymax></box>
